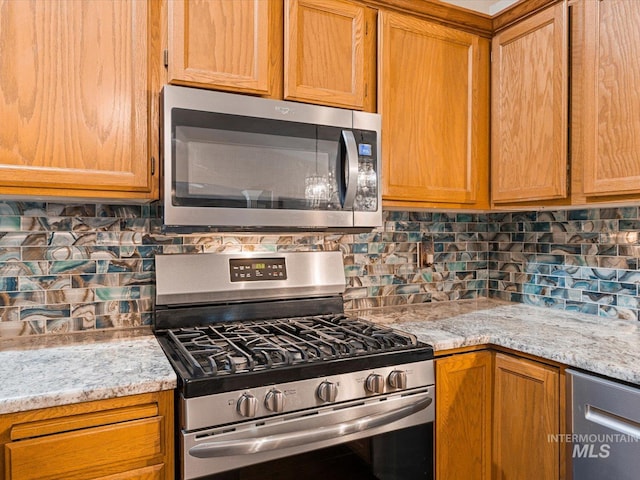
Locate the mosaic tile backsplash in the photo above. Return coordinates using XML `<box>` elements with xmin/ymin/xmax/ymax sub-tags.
<box><xmin>487</xmin><ymin>208</ymin><xmax>640</xmax><ymax>321</ymax></box>
<box><xmin>0</xmin><ymin>202</ymin><xmax>639</xmax><ymax>337</ymax></box>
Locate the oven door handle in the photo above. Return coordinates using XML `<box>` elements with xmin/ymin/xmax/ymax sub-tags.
<box><xmin>188</xmin><ymin>394</ymin><xmax>432</xmax><ymax>458</ymax></box>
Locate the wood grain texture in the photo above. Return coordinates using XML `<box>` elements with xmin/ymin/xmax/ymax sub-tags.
<box><xmin>0</xmin><ymin>0</ymin><xmax>152</xmax><ymax>195</ymax></box>
<box><xmin>379</xmin><ymin>10</ymin><xmax>489</xmax><ymax>207</ymax></box>
<box><xmin>493</xmin><ymin>353</ymin><xmax>560</xmax><ymax>480</ymax></box>
<box><xmin>491</xmin><ymin>2</ymin><xmax>568</xmax><ymax>203</ymax></box>
<box><xmin>581</xmin><ymin>0</ymin><xmax>640</xmax><ymax>196</ymax></box>
<box><xmin>6</xmin><ymin>417</ymin><xmax>163</xmax><ymax>480</ymax></box>
<box><xmin>0</xmin><ymin>391</ymin><xmax>173</xmax><ymax>480</ymax></box>
<box><xmin>94</xmin><ymin>465</ymin><xmax>165</xmax><ymax>480</ymax></box>
<box><xmin>168</xmin><ymin>0</ymin><xmax>281</xmax><ymax>95</ymax></box>
<box><xmin>147</xmin><ymin>0</ymin><xmax>164</xmax><ymax>201</ymax></box>
<box><xmin>435</xmin><ymin>351</ymin><xmax>492</xmax><ymax>480</ymax></box>
<box><xmin>10</xmin><ymin>404</ymin><xmax>159</xmax><ymax>441</ymax></box>
<box><xmin>285</xmin><ymin>0</ymin><xmax>375</xmax><ymax>109</ymax></box>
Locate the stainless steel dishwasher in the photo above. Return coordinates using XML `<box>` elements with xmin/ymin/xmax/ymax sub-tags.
<box><xmin>568</xmin><ymin>369</ymin><xmax>640</xmax><ymax>480</ymax></box>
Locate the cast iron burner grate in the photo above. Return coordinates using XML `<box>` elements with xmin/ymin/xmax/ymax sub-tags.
<box><xmin>166</xmin><ymin>314</ymin><xmax>418</xmax><ymax>377</ymax></box>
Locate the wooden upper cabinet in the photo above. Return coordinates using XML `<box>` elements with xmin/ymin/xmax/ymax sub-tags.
<box><xmin>0</xmin><ymin>0</ymin><xmax>157</xmax><ymax>199</ymax></box>
<box><xmin>580</xmin><ymin>0</ymin><xmax>640</xmax><ymax>196</ymax></box>
<box><xmin>379</xmin><ymin>11</ymin><xmax>490</xmax><ymax>208</ymax></box>
<box><xmin>436</xmin><ymin>351</ymin><xmax>492</xmax><ymax>480</ymax></box>
<box><xmin>491</xmin><ymin>2</ymin><xmax>568</xmax><ymax>204</ymax></box>
<box><xmin>167</xmin><ymin>0</ymin><xmax>283</xmax><ymax>96</ymax></box>
<box><xmin>284</xmin><ymin>0</ymin><xmax>376</xmax><ymax>110</ymax></box>
<box><xmin>493</xmin><ymin>353</ymin><xmax>560</xmax><ymax>480</ymax></box>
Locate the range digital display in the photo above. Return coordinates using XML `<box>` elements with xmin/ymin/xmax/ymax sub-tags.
<box><xmin>229</xmin><ymin>258</ymin><xmax>287</xmax><ymax>282</ymax></box>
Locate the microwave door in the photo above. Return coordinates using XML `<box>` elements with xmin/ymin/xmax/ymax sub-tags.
<box><xmin>165</xmin><ymin>112</ymin><xmax>356</xmax><ymax>229</ymax></box>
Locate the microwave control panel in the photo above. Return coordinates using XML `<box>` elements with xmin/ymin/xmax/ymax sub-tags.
<box><xmin>354</xmin><ymin>129</ymin><xmax>378</xmax><ymax>212</ymax></box>
<box><xmin>229</xmin><ymin>258</ymin><xmax>288</xmax><ymax>282</ymax></box>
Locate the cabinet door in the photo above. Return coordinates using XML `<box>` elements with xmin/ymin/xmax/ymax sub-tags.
<box><xmin>435</xmin><ymin>351</ymin><xmax>492</xmax><ymax>480</ymax></box>
<box><xmin>491</xmin><ymin>2</ymin><xmax>568</xmax><ymax>203</ymax></box>
<box><xmin>5</xmin><ymin>417</ymin><xmax>163</xmax><ymax>480</ymax></box>
<box><xmin>0</xmin><ymin>0</ymin><xmax>154</xmax><ymax>198</ymax></box>
<box><xmin>0</xmin><ymin>391</ymin><xmax>173</xmax><ymax>480</ymax></box>
<box><xmin>379</xmin><ymin>11</ymin><xmax>489</xmax><ymax>207</ymax></box>
<box><xmin>493</xmin><ymin>353</ymin><xmax>560</xmax><ymax>480</ymax></box>
<box><xmin>285</xmin><ymin>0</ymin><xmax>376</xmax><ymax>110</ymax></box>
<box><xmin>581</xmin><ymin>0</ymin><xmax>640</xmax><ymax>196</ymax></box>
<box><xmin>168</xmin><ymin>0</ymin><xmax>282</xmax><ymax>96</ymax></box>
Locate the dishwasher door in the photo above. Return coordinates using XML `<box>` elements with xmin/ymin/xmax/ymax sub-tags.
<box><xmin>568</xmin><ymin>369</ymin><xmax>640</xmax><ymax>480</ymax></box>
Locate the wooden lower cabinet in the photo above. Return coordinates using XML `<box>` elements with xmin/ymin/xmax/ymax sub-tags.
<box><xmin>0</xmin><ymin>391</ymin><xmax>174</xmax><ymax>480</ymax></box>
<box><xmin>493</xmin><ymin>352</ymin><xmax>560</xmax><ymax>480</ymax></box>
<box><xmin>436</xmin><ymin>350</ymin><xmax>493</xmax><ymax>480</ymax></box>
<box><xmin>436</xmin><ymin>350</ymin><xmax>562</xmax><ymax>480</ymax></box>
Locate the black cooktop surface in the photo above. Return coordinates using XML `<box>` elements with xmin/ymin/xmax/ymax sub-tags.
<box><xmin>155</xmin><ymin>314</ymin><xmax>434</xmax><ymax>398</ymax></box>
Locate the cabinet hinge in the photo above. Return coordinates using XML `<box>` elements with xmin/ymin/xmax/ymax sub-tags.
<box><xmin>151</xmin><ymin>157</ymin><xmax>156</xmax><ymax>176</ymax></box>
<box><xmin>365</xmin><ymin>21</ymin><xmax>369</xmax><ymax>35</ymax></box>
<box><xmin>365</xmin><ymin>83</ymin><xmax>368</xmax><ymax>98</ymax></box>
<box><xmin>163</xmin><ymin>50</ymin><xmax>168</xmax><ymax>68</ymax></box>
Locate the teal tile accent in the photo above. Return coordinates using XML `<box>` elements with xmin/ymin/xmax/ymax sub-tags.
<box><xmin>0</xmin><ymin>217</ymin><xmax>20</xmax><ymax>232</ymax></box>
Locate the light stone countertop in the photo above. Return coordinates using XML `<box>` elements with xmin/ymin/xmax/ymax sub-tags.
<box><xmin>0</xmin><ymin>330</ymin><xmax>177</xmax><ymax>415</ymax></box>
<box><xmin>2</xmin><ymin>299</ymin><xmax>639</xmax><ymax>415</ymax></box>
<box><xmin>351</xmin><ymin>298</ymin><xmax>640</xmax><ymax>385</ymax></box>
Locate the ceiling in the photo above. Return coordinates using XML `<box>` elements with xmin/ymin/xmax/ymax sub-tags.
<box><xmin>437</xmin><ymin>0</ymin><xmax>521</xmax><ymax>15</ymax></box>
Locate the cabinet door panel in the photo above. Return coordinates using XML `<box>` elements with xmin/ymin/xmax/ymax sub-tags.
<box><xmin>5</xmin><ymin>417</ymin><xmax>163</xmax><ymax>480</ymax></box>
<box><xmin>168</xmin><ymin>0</ymin><xmax>281</xmax><ymax>96</ymax></box>
<box><xmin>379</xmin><ymin>11</ymin><xmax>488</xmax><ymax>205</ymax></box>
<box><xmin>582</xmin><ymin>0</ymin><xmax>640</xmax><ymax>196</ymax></box>
<box><xmin>0</xmin><ymin>0</ymin><xmax>150</xmax><ymax>193</ymax></box>
<box><xmin>10</xmin><ymin>403</ymin><xmax>159</xmax><ymax>441</ymax></box>
<box><xmin>435</xmin><ymin>351</ymin><xmax>492</xmax><ymax>480</ymax></box>
<box><xmin>95</xmin><ymin>464</ymin><xmax>165</xmax><ymax>480</ymax></box>
<box><xmin>285</xmin><ymin>0</ymin><xmax>375</xmax><ymax>110</ymax></box>
<box><xmin>493</xmin><ymin>353</ymin><xmax>559</xmax><ymax>480</ymax></box>
<box><xmin>491</xmin><ymin>2</ymin><xmax>568</xmax><ymax>203</ymax></box>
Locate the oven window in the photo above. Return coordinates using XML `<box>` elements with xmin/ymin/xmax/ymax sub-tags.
<box><xmin>171</xmin><ymin>108</ymin><xmax>345</xmax><ymax>211</ymax></box>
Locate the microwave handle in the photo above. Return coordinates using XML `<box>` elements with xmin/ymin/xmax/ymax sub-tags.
<box><xmin>341</xmin><ymin>130</ymin><xmax>358</xmax><ymax>209</ymax></box>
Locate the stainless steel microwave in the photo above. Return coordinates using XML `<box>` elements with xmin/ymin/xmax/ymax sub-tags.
<box><xmin>161</xmin><ymin>85</ymin><xmax>382</xmax><ymax>230</ymax></box>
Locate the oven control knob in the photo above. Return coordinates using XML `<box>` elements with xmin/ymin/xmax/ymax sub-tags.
<box><xmin>388</xmin><ymin>370</ymin><xmax>408</xmax><ymax>390</ymax></box>
<box><xmin>264</xmin><ymin>389</ymin><xmax>286</xmax><ymax>413</ymax></box>
<box><xmin>365</xmin><ymin>373</ymin><xmax>385</xmax><ymax>394</ymax></box>
<box><xmin>317</xmin><ymin>381</ymin><xmax>338</xmax><ymax>403</ymax></box>
<box><xmin>237</xmin><ymin>393</ymin><xmax>258</xmax><ymax>417</ymax></box>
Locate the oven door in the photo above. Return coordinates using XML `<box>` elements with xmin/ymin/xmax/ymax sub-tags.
<box><xmin>161</xmin><ymin>85</ymin><xmax>381</xmax><ymax>230</ymax></box>
<box><xmin>181</xmin><ymin>388</ymin><xmax>434</xmax><ymax>480</ymax></box>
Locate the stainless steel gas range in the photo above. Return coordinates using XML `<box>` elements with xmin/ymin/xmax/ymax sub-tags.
<box><xmin>153</xmin><ymin>251</ymin><xmax>435</xmax><ymax>480</ymax></box>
